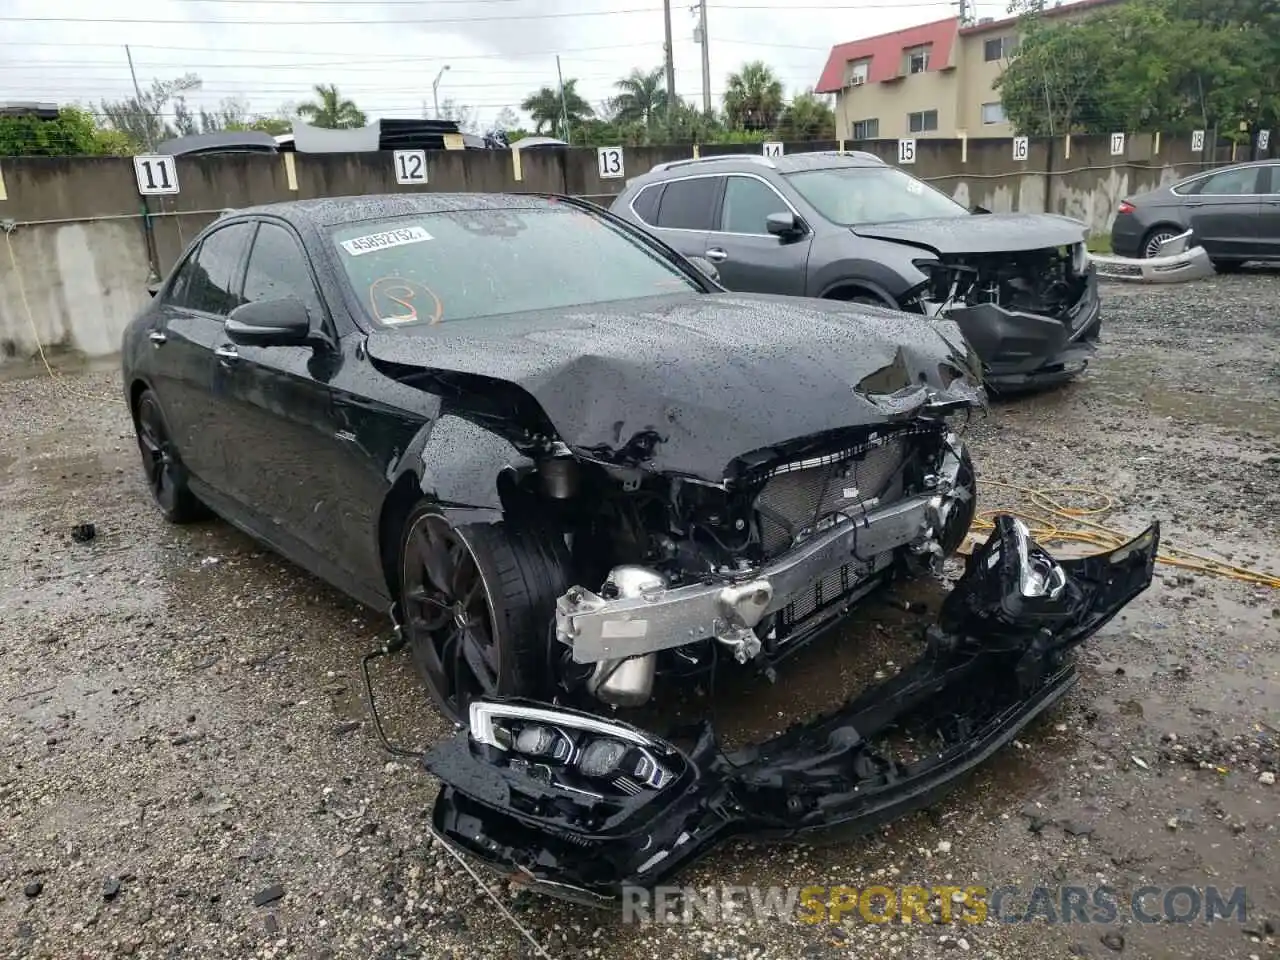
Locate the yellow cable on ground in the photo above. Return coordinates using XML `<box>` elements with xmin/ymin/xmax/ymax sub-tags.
<box><xmin>4</xmin><ymin>228</ymin><xmax>122</xmax><ymax>407</ymax></box>
<box><xmin>974</xmin><ymin>480</ymin><xmax>1280</xmax><ymax>589</ymax></box>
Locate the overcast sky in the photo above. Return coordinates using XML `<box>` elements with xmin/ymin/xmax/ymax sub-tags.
<box><xmin>3</xmin><ymin>0</ymin><xmax>1017</xmax><ymax>130</ymax></box>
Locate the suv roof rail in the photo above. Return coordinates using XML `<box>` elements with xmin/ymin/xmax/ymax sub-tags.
<box><xmin>793</xmin><ymin>149</ymin><xmax>886</xmax><ymax>163</ymax></box>
<box><xmin>647</xmin><ymin>153</ymin><xmax>777</xmax><ymax>174</ymax></box>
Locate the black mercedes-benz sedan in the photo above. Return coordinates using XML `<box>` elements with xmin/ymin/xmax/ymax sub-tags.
<box><xmin>122</xmin><ymin>192</ymin><xmax>1156</xmax><ymax>902</ymax></box>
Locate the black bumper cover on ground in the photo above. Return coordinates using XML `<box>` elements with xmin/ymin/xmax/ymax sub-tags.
<box><xmin>949</xmin><ymin>267</ymin><xmax>1102</xmax><ymax>392</ymax></box>
<box><xmin>423</xmin><ymin>515</ymin><xmax>1159</xmax><ymax>905</ymax></box>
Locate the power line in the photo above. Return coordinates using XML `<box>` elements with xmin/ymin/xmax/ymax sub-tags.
<box><xmin>0</xmin><ymin>7</ymin><xmax>669</xmax><ymax>25</ymax></box>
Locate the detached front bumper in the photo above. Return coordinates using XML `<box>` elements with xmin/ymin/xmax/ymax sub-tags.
<box><xmin>948</xmin><ymin>266</ymin><xmax>1101</xmax><ymax>393</ymax></box>
<box><xmin>423</xmin><ymin>516</ymin><xmax>1160</xmax><ymax>904</ymax></box>
<box><xmin>1091</xmin><ymin>230</ymin><xmax>1214</xmax><ymax>283</ymax></box>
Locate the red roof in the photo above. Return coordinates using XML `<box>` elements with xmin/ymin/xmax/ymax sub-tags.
<box><xmin>815</xmin><ymin>17</ymin><xmax>958</xmax><ymax>94</ymax></box>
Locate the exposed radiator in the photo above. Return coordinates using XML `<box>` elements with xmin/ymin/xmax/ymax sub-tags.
<box><xmin>754</xmin><ymin>437</ymin><xmax>908</xmax><ymax>558</ymax></box>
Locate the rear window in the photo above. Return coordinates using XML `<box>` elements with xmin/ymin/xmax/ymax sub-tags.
<box><xmin>331</xmin><ymin>202</ymin><xmax>702</xmax><ymax>329</ymax></box>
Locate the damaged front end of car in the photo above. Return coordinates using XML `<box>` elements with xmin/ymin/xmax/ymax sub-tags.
<box><xmin>424</xmin><ymin>516</ymin><xmax>1159</xmax><ymax>904</ymax></box>
<box><xmin>905</xmin><ymin>242</ymin><xmax>1101</xmax><ymax>392</ymax></box>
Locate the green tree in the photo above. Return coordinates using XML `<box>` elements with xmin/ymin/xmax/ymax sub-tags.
<box><xmin>777</xmin><ymin>89</ymin><xmax>836</xmax><ymax>140</ymax></box>
<box><xmin>295</xmin><ymin>84</ymin><xmax>367</xmax><ymax>129</ymax></box>
<box><xmin>0</xmin><ymin>106</ymin><xmax>133</xmax><ymax>156</ymax></box>
<box><xmin>611</xmin><ymin>66</ymin><xmax>669</xmax><ymax>131</ymax></box>
<box><xmin>100</xmin><ymin>73</ymin><xmax>202</xmax><ymax>149</ymax></box>
<box><xmin>723</xmin><ymin>61</ymin><xmax>784</xmax><ymax>131</ymax></box>
<box><xmin>997</xmin><ymin>0</ymin><xmax>1280</xmax><ymax>136</ymax></box>
<box><xmin>520</xmin><ymin>79</ymin><xmax>594</xmax><ymax>139</ymax></box>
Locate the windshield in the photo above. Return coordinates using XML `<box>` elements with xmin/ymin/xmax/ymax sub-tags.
<box><xmin>786</xmin><ymin>166</ymin><xmax>969</xmax><ymax>226</ymax></box>
<box><xmin>331</xmin><ymin>201</ymin><xmax>702</xmax><ymax>329</ymax></box>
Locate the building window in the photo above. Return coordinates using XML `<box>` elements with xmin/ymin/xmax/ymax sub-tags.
<box><xmin>847</xmin><ymin>59</ymin><xmax>870</xmax><ymax>86</ymax></box>
<box><xmin>907</xmin><ymin>109</ymin><xmax>938</xmax><ymax>133</ymax></box>
<box><xmin>904</xmin><ymin>44</ymin><xmax>931</xmax><ymax>74</ymax></box>
<box><xmin>852</xmin><ymin>118</ymin><xmax>879</xmax><ymax>139</ymax></box>
<box><xmin>981</xmin><ymin>101</ymin><xmax>1006</xmax><ymax>125</ymax></box>
<box><xmin>983</xmin><ymin>35</ymin><xmax>1018</xmax><ymax>61</ymax></box>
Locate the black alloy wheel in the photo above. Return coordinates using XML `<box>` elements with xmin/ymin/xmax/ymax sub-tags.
<box><xmin>398</xmin><ymin>506</ymin><xmax>571</xmax><ymax>721</ymax></box>
<box><xmin>133</xmin><ymin>389</ymin><xmax>207</xmax><ymax>523</ymax></box>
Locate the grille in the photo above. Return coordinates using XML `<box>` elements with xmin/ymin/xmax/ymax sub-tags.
<box><xmin>774</xmin><ymin>553</ymin><xmax>891</xmax><ymax>642</ymax></box>
<box><xmin>755</xmin><ymin>437</ymin><xmax>908</xmax><ymax>558</ymax></box>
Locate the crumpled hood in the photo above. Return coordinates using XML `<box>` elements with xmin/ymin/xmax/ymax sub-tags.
<box><xmin>365</xmin><ymin>292</ymin><xmax>982</xmax><ymax>480</ymax></box>
<box><xmin>853</xmin><ymin>213</ymin><xmax>1088</xmax><ymax>256</ymax></box>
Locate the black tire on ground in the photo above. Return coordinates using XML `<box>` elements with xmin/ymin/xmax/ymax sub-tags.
<box><xmin>1212</xmin><ymin>259</ymin><xmax>1245</xmax><ymax>273</ymax></box>
<box><xmin>938</xmin><ymin>446</ymin><xmax>977</xmax><ymax>556</ymax></box>
<box><xmin>397</xmin><ymin>504</ymin><xmax>571</xmax><ymax>721</ymax></box>
<box><xmin>132</xmin><ymin>388</ymin><xmax>209</xmax><ymax>524</ymax></box>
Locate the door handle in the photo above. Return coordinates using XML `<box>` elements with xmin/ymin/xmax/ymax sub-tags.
<box><xmin>148</xmin><ymin>330</ymin><xmax>167</xmax><ymax>346</ymax></box>
<box><xmin>214</xmin><ymin>344</ymin><xmax>240</xmax><ymax>363</ymax></box>
<box><xmin>705</xmin><ymin>248</ymin><xmax>728</xmax><ymax>262</ymax></box>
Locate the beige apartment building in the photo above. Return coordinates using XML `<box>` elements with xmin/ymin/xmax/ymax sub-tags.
<box><xmin>814</xmin><ymin>0</ymin><xmax>1120</xmax><ymax>140</ymax></box>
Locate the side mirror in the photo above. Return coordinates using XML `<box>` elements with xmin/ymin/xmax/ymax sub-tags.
<box><xmin>225</xmin><ymin>296</ymin><xmax>313</xmax><ymax>347</ymax></box>
<box><xmin>687</xmin><ymin>256</ymin><xmax>721</xmax><ymax>284</ymax></box>
<box><xmin>766</xmin><ymin>211</ymin><xmax>804</xmax><ymax>239</ymax></box>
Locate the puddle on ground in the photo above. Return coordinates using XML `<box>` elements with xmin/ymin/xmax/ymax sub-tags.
<box><xmin>1087</xmin><ymin>348</ymin><xmax>1280</xmax><ymax>436</ymax></box>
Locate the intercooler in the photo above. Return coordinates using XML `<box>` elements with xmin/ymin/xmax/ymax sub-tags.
<box><xmin>754</xmin><ymin>436</ymin><xmax>910</xmax><ymax>646</ymax></box>
<box><xmin>754</xmin><ymin>436</ymin><xmax>909</xmax><ymax>558</ymax></box>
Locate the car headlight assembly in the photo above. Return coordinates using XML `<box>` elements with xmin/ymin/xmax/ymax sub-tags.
<box><xmin>468</xmin><ymin>701</ymin><xmax>678</xmax><ymax>798</ymax></box>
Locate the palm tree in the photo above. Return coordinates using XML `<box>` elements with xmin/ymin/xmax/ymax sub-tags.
<box><xmin>611</xmin><ymin>67</ymin><xmax>669</xmax><ymax>128</ymax></box>
<box><xmin>520</xmin><ymin>79</ymin><xmax>593</xmax><ymax>138</ymax></box>
<box><xmin>295</xmin><ymin>84</ymin><xmax>367</xmax><ymax>129</ymax></box>
<box><xmin>723</xmin><ymin>61</ymin><xmax>784</xmax><ymax>131</ymax></box>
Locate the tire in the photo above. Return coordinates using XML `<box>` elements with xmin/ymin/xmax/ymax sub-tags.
<box><xmin>397</xmin><ymin>504</ymin><xmax>571</xmax><ymax>721</ymax></box>
<box><xmin>1140</xmin><ymin>226</ymin><xmax>1182</xmax><ymax>259</ymax></box>
<box><xmin>1211</xmin><ymin>259</ymin><xmax>1244</xmax><ymax>274</ymax></box>
<box><xmin>132</xmin><ymin>388</ymin><xmax>209</xmax><ymax>524</ymax></box>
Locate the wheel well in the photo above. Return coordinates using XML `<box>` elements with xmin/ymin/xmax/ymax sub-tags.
<box><xmin>377</xmin><ymin>472</ymin><xmax>424</xmax><ymax>599</ymax></box>
<box><xmin>128</xmin><ymin>379</ymin><xmax>149</xmax><ymax>420</ymax></box>
<box><xmin>823</xmin><ymin>283</ymin><xmax>895</xmax><ymax>307</ymax></box>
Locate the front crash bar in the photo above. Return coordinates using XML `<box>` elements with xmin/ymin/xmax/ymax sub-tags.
<box><xmin>423</xmin><ymin>515</ymin><xmax>1160</xmax><ymax>904</ymax></box>
<box><xmin>1092</xmin><ymin>229</ymin><xmax>1214</xmax><ymax>283</ymax></box>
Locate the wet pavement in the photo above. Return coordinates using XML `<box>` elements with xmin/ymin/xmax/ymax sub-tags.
<box><xmin>1</xmin><ymin>272</ymin><xmax>1278</xmax><ymax>960</ymax></box>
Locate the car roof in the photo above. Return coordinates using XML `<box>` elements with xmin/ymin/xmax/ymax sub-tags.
<box><xmin>633</xmin><ymin>150</ymin><xmax>886</xmax><ymax>183</ymax></box>
<box><xmin>226</xmin><ymin>192</ymin><xmax>564</xmax><ymax>229</ymax></box>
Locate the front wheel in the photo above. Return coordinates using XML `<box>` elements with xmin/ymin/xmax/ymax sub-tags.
<box><xmin>397</xmin><ymin>505</ymin><xmax>571</xmax><ymax>721</ymax></box>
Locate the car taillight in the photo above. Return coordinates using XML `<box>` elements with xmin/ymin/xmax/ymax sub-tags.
<box><xmin>1118</xmin><ymin>200</ymin><xmax>1135</xmax><ymax>215</ymax></box>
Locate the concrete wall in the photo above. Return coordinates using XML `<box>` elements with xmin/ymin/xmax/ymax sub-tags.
<box><xmin>0</xmin><ymin>135</ymin><xmax>1247</xmax><ymax>361</ymax></box>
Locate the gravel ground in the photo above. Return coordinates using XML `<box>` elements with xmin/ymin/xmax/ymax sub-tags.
<box><xmin>1</xmin><ymin>272</ymin><xmax>1278</xmax><ymax>960</ymax></box>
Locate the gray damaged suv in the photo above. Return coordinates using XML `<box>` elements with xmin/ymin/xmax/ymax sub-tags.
<box><xmin>610</xmin><ymin>151</ymin><xmax>1101</xmax><ymax>392</ymax></box>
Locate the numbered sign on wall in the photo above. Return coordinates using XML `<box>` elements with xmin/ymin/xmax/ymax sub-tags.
<box><xmin>597</xmin><ymin>146</ymin><xmax>625</xmax><ymax>179</ymax></box>
<box><xmin>1109</xmin><ymin>132</ymin><xmax>1126</xmax><ymax>156</ymax></box>
<box><xmin>394</xmin><ymin>150</ymin><xmax>428</xmax><ymax>185</ymax></box>
<box><xmin>1012</xmin><ymin>136</ymin><xmax>1029</xmax><ymax>162</ymax></box>
<box><xmin>763</xmin><ymin>141</ymin><xmax>783</xmax><ymax>158</ymax></box>
<box><xmin>1259</xmin><ymin>129</ymin><xmax>1271</xmax><ymax>151</ymax></box>
<box><xmin>897</xmin><ymin>138</ymin><xmax>917</xmax><ymax>165</ymax></box>
<box><xmin>133</xmin><ymin>155</ymin><xmax>179</xmax><ymax>195</ymax></box>
<box><xmin>1191</xmin><ymin>129</ymin><xmax>1205</xmax><ymax>153</ymax></box>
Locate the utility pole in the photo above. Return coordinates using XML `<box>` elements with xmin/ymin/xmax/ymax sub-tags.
<box><xmin>555</xmin><ymin>55</ymin><xmax>571</xmax><ymax>143</ymax></box>
<box><xmin>124</xmin><ymin>44</ymin><xmax>151</xmax><ymax>151</ymax></box>
<box><xmin>957</xmin><ymin>0</ymin><xmax>969</xmax><ymax>26</ymax></box>
<box><xmin>662</xmin><ymin>0</ymin><xmax>676</xmax><ymax>135</ymax></box>
<box><xmin>698</xmin><ymin>0</ymin><xmax>711</xmax><ymax>114</ymax></box>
